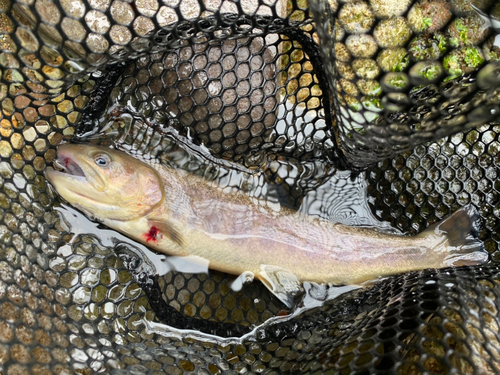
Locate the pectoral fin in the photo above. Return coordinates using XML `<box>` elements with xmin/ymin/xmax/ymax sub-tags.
<box><xmin>258</xmin><ymin>265</ymin><xmax>304</xmax><ymax>308</ymax></box>
<box><xmin>147</xmin><ymin>219</ymin><xmax>185</xmax><ymax>247</ymax></box>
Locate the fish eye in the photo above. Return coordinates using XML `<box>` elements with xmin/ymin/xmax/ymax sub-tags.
<box><xmin>94</xmin><ymin>154</ymin><xmax>111</xmax><ymax>167</ymax></box>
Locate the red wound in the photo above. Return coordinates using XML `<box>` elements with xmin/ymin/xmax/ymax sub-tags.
<box><xmin>144</xmin><ymin>226</ymin><xmax>160</xmax><ymax>243</ymax></box>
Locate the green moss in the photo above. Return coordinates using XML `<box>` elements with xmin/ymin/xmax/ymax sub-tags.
<box><xmin>463</xmin><ymin>47</ymin><xmax>484</xmax><ymax>67</ymax></box>
<box><xmin>409</xmin><ymin>33</ymin><xmax>448</xmax><ymax>61</ymax></box>
<box><xmin>443</xmin><ymin>54</ymin><xmax>462</xmax><ymax>80</ymax></box>
<box><xmin>393</xmin><ymin>53</ymin><xmax>409</xmax><ymax>72</ymax></box>
<box><xmin>422</xmin><ymin>17</ymin><xmax>433</xmax><ymax>30</ymax></box>
<box><xmin>369</xmin><ymin>84</ymin><xmax>382</xmax><ymax>96</ymax></box>
<box><xmin>419</xmin><ymin>64</ymin><xmax>441</xmax><ymax>80</ymax></box>
<box><xmin>348</xmin><ymin>101</ymin><xmax>362</xmax><ymax>111</ymax></box>
<box><xmin>455</xmin><ymin>19</ymin><xmax>469</xmax><ymax>44</ymax></box>
<box><xmin>485</xmin><ymin>47</ymin><xmax>500</xmax><ymax>62</ymax></box>
<box><xmin>377</xmin><ymin>48</ymin><xmax>409</xmax><ymax>73</ymax></box>
<box><xmin>449</xmin><ymin>37</ymin><xmax>459</xmax><ymax>48</ymax></box>
<box><xmin>435</xmin><ymin>34</ymin><xmax>447</xmax><ymax>54</ymax></box>
<box><xmin>388</xmin><ymin>75</ymin><xmax>407</xmax><ymax>88</ymax></box>
<box><xmin>362</xmin><ymin>97</ymin><xmax>383</xmax><ymax>111</ymax></box>
<box><xmin>357</xmin><ymin>79</ymin><xmax>382</xmax><ymax>96</ymax></box>
<box><xmin>410</xmin><ymin>44</ymin><xmax>423</xmax><ymax>55</ymax></box>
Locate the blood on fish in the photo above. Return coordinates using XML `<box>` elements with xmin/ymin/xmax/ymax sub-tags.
<box><xmin>144</xmin><ymin>226</ymin><xmax>161</xmax><ymax>243</ymax></box>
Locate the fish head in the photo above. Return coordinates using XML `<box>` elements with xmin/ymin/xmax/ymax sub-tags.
<box><xmin>45</xmin><ymin>144</ymin><xmax>164</xmax><ymax>221</ymax></box>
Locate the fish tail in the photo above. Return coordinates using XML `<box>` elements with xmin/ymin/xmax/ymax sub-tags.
<box><xmin>423</xmin><ymin>205</ymin><xmax>488</xmax><ymax>267</ymax></box>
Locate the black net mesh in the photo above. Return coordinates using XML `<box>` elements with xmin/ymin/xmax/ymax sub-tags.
<box><xmin>0</xmin><ymin>0</ymin><xmax>499</xmax><ymax>374</ymax></box>
<box><xmin>312</xmin><ymin>0</ymin><xmax>500</xmax><ymax>168</ymax></box>
<box><xmin>367</xmin><ymin>125</ymin><xmax>500</xmax><ymax>261</ymax></box>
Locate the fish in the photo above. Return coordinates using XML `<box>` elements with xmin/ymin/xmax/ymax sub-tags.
<box><xmin>45</xmin><ymin>143</ymin><xmax>488</xmax><ymax>306</ymax></box>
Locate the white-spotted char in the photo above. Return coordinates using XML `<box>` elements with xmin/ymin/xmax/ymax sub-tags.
<box><xmin>45</xmin><ymin>144</ymin><xmax>487</xmax><ymax>303</ymax></box>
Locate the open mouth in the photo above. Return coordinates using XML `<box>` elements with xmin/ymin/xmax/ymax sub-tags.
<box><xmin>54</xmin><ymin>157</ymin><xmax>86</xmax><ymax>178</ymax></box>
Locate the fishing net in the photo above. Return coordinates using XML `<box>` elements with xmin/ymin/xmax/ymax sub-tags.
<box><xmin>0</xmin><ymin>0</ymin><xmax>499</xmax><ymax>373</ymax></box>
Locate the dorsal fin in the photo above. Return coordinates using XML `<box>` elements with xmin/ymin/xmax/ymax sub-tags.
<box><xmin>147</xmin><ymin>219</ymin><xmax>185</xmax><ymax>248</ymax></box>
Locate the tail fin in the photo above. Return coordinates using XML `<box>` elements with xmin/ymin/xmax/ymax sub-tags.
<box><xmin>425</xmin><ymin>205</ymin><xmax>487</xmax><ymax>267</ymax></box>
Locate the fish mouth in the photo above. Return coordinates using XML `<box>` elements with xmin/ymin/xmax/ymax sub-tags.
<box><xmin>58</xmin><ymin>157</ymin><xmax>86</xmax><ymax>178</ymax></box>
<box><xmin>45</xmin><ymin>144</ymin><xmax>89</xmax><ymax>186</ymax></box>
<box><xmin>52</xmin><ymin>156</ymin><xmax>87</xmax><ymax>180</ymax></box>
<box><xmin>47</xmin><ymin>144</ymin><xmax>107</xmax><ymax>192</ymax></box>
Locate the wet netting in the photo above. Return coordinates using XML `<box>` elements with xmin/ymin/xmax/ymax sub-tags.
<box><xmin>0</xmin><ymin>0</ymin><xmax>499</xmax><ymax>373</ymax></box>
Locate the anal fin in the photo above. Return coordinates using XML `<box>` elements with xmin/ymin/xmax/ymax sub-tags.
<box><xmin>258</xmin><ymin>265</ymin><xmax>304</xmax><ymax>308</ymax></box>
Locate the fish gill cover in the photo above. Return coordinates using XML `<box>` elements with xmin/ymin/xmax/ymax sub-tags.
<box><xmin>0</xmin><ymin>0</ymin><xmax>499</xmax><ymax>374</ymax></box>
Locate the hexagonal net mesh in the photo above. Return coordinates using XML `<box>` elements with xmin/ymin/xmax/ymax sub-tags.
<box><xmin>312</xmin><ymin>0</ymin><xmax>500</xmax><ymax>168</ymax></box>
<box><xmin>0</xmin><ymin>0</ymin><xmax>499</xmax><ymax>374</ymax></box>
